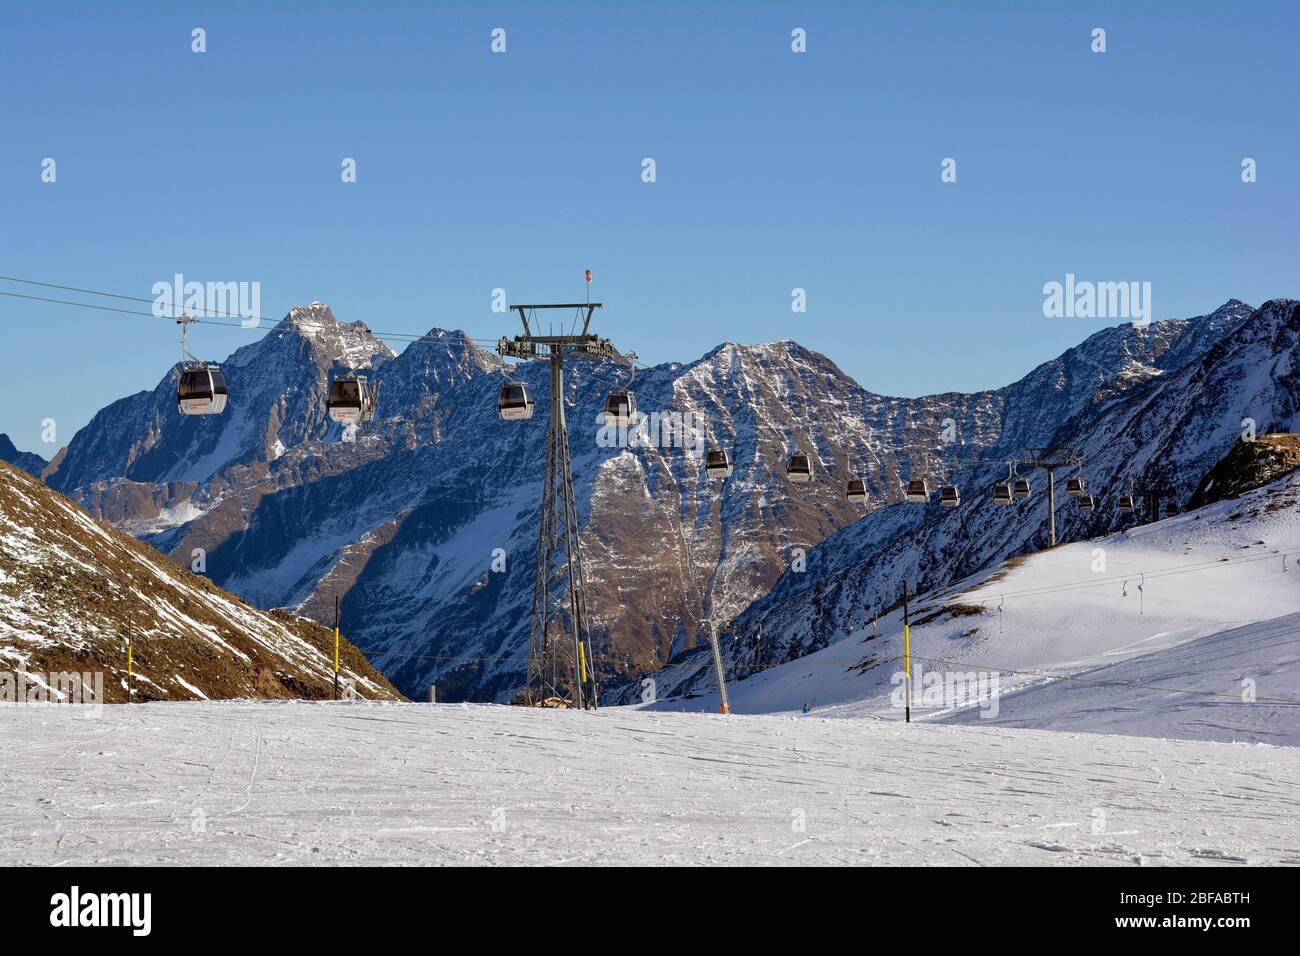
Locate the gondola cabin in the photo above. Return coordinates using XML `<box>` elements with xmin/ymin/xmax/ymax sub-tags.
<box><xmin>1118</xmin><ymin>494</ymin><xmax>1136</xmax><ymax>513</ymax></box>
<box><xmin>177</xmin><ymin>366</ymin><xmax>228</xmax><ymax>416</ymax></box>
<box><xmin>905</xmin><ymin>478</ymin><xmax>929</xmax><ymax>503</ymax></box>
<box><xmin>939</xmin><ymin>484</ymin><xmax>960</xmax><ymax>508</ymax></box>
<box><xmin>602</xmin><ymin>390</ymin><xmax>636</xmax><ymax>428</ymax></box>
<box><xmin>1066</xmin><ymin>476</ymin><xmax>1085</xmax><ymax>497</ymax></box>
<box><xmin>705</xmin><ymin>449</ymin><xmax>733</xmax><ymax>479</ymax></box>
<box><xmin>1013</xmin><ymin>477</ymin><xmax>1032</xmax><ymax>499</ymax></box>
<box><xmin>1078</xmin><ymin>494</ymin><xmax>1096</xmax><ymax>512</ymax></box>
<box><xmin>846</xmin><ymin>478</ymin><xmax>868</xmax><ymax>501</ymax></box>
<box><xmin>993</xmin><ymin>482</ymin><xmax>1013</xmax><ymax>505</ymax></box>
<box><xmin>498</xmin><ymin>382</ymin><xmax>535</xmax><ymax>421</ymax></box>
<box><xmin>326</xmin><ymin>377</ymin><xmax>371</xmax><ymax>425</ymax></box>
<box><xmin>787</xmin><ymin>452</ymin><xmax>813</xmax><ymax>483</ymax></box>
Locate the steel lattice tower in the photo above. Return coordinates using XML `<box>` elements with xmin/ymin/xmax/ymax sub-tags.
<box><xmin>499</xmin><ymin>302</ymin><xmax>617</xmax><ymax>708</ymax></box>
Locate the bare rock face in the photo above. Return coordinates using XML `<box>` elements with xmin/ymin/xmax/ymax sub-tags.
<box><xmin>42</xmin><ymin>299</ymin><xmax>1256</xmax><ymax>702</ymax></box>
<box><xmin>1189</xmin><ymin>434</ymin><xmax>1300</xmax><ymax>509</ymax></box>
<box><xmin>0</xmin><ymin>460</ymin><xmax>403</xmax><ymax>703</ymax></box>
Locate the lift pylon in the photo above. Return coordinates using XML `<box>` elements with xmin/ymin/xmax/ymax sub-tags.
<box><xmin>499</xmin><ymin>301</ymin><xmax>619</xmax><ymax>709</ymax></box>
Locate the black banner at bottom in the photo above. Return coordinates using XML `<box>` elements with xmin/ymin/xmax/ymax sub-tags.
<box><xmin>0</xmin><ymin>865</ymin><xmax>1285</xmax><ymax>942</ymax></box>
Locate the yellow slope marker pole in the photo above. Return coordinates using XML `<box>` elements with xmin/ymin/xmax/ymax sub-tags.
<box><xmin>333</xmin><ymin>594</ymin><xmax>340</xmax><ymax>701</ymax></box>
<box><xmin>902</xmin><ymin>581</ymin><xmax>911</xmax><ymax>724</ymax></box>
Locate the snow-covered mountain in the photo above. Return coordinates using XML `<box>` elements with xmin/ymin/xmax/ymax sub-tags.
<box><xmin>0</xmin><ymin>460</ymin><xmax>402</xmax><ymax>703</ymax></box>
<box><xmin>640</xmin><ymin>465</ymin><xmax>1300</xmax><ymax>746</ymax></box>
<box><xmin>634</xmin><ymin>299</ymin><xmax>1298</xmax><ymax>705</ymax></box>
<box><xmin>46</xmin><ymin>303</ymin><xmax>395</xmax><ymax>495</ymax></box>
<box><xmin>41</xmin><ymin>298</ymin><xmax>1255</xmax><ymax>701</ymax></box>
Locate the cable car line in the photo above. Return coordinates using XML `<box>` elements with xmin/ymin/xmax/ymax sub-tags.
<box><xmin>0</xmin><ymin>274</ymin><xmax>498</xmax><ymax>347</ymax></box>
<box><xmin>0</xmin><ymin>275</ymin><xmax>667</xmax><ymax>391</ymax></box>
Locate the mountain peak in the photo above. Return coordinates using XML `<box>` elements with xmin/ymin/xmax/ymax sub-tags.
<box><xmin>278</xmin><ymin>301</ymin><xmax>339</xmax><ymax>332</ymax></box>
<box><xmin>417</xmin><ymin>327</ymin><xmax>474</xmax><ymax>344</ymax></box>
<box><xmin>1201</xmin><ymin>298</ymin><xmax>1254</xmax><ymax>323</ymax></box>
<box><xmin>258</xmin><ymin>303</ymin><xmax>395</xmax><ymax>369</ymax></box>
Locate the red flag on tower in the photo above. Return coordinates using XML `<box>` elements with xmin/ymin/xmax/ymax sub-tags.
<box><xmin>585</xmin><ymin>269</ymin><xmax>592</xmax><ymax>284</ymax></box>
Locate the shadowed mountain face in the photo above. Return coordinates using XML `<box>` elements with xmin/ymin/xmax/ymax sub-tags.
<box><xmin>627</xmin><ymin>298</ymin><xmax>1298</xmax><ymax>704</ymax></box>
<box><xmin>0</xmin><ymin>460</ymin><xmax>403</xmax><ymax>703</ymax></box>
<box><xmin>43</xmin><ymin>298</ymin><xmax>1254</xmax><ymax>701</ymax></box>
<box><xmin>0</xmin><ymin>434</ymin><xmax>47</xmax><ymax>477</ymax></box>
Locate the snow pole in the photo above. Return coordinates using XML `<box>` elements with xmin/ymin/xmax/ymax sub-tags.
<box><xmin>126</xmin><ymin>612</ymin><xmax>133</xmax><ymax>704</ymax></box>
<box><xmin>333</xmin><ymin>594</ymin><xmax>340</xmax><ymax>701</ymax></box>
<box><xmin>902</xmin><ymin>582</ymin><xmax>911</xmax><ymax>723</ymax></box>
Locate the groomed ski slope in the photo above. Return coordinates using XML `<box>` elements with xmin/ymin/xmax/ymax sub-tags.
<box><xmin>3</xmin><ymin>700</ymin><xmax>1297</xmax><ymax>866</ymax></box>
<box><xmin>645</xmin><ymin>474</ymin><xmax>1300</xmax><ymax>746</ymax></box>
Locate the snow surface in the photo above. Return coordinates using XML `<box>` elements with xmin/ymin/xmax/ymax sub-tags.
<box><xmin>2</xmin><ymin>700</ymin><xmax>1296</xmax><ymax>866</ymax></box>
<box><xmin>942</xmin><ymin>612</ymin><xmax>1300</xmax><ymax>745</ymax></box>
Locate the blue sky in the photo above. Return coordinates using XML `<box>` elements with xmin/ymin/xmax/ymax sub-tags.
<box><xmin>1</xmin><ymin>1</ymin><xmax>1296</xmax><ymax>454</ymax></box>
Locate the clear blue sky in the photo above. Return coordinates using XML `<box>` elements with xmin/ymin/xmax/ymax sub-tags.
<box><xmin>2</xmin><ymin>1</ymin><xmax>1296</xmax><ymax>454</ymax></box>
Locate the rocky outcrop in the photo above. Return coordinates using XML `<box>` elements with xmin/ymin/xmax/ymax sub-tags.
<box><xmin>1189</xmin><ymin>433</ymin><xmax>1300</xmax><ymax>509</ymax></box>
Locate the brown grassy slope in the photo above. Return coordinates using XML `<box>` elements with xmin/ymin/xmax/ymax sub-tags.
<box><xmin>0</xmin><ymin>461</ymin><xmax>404</xmax><ymax>703</ymax></box>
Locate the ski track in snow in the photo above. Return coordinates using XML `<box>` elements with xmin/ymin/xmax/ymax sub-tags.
<box><xmin>2</xmin><ymin>701</ymin><xmax>1297</xmax><ymax>866</ymax></box>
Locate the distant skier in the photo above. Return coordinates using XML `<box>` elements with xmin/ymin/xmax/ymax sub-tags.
<box><xmin>801</xmin><ymin>702</ymin><xmax>811</xmax><ymax>714</ymax></box>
